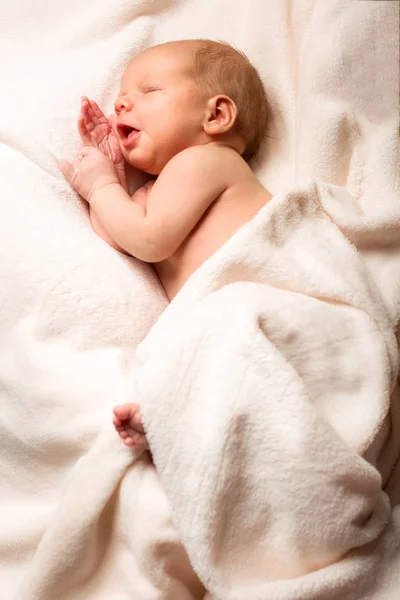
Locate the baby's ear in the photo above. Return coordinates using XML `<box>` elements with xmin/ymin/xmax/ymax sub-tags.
<box><xmin>203</xmin><ymin>95</ymin><xmax>238</xmax><ymax>135</ymax></box>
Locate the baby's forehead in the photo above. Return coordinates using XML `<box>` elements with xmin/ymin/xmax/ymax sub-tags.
<box><xmin>120</xmin><ymin>43</ymin><xmax>196</xmax><ymax>85</ymax></box>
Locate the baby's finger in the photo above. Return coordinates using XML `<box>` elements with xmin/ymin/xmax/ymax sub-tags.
<box><xmin>81</xmin><ymin>145</ymin><xmax>98</xmax><ymax>157</ymax></box>
<box><xmin>77</xmin><ymin>114</ymin><xmax>87</xmax><ymax>134</ymax></box>
<box><xmin>80</xmin><ymin>100</ymin><xmax>97</xmax><ymax>134</ymax></box>
<box><xmin>80</xmin><ymin>98</ymin><xmax>90</xmax><ymax>123</ymax></box>
<box><xmin>78</xmin><ymin>113</ymin><xmax>85</xmax><ymax>129</ymax></box>
<box><xmin>108</xmin><ymin>114</ymin><xmax>117</xmax><ymax>133</ymax></box>
<box><xmin>89</xmin><ymin>99</ymin><xmax>108</xmax><ymax>126</ymax></box>
<box><xmin>78</xmin><ymin>100</ymin><xmax>93</xmax><ymax>137</ymax></box>
<box><xmin>71</xmin><ymin>159</ymin><xmax>83</xmax><ymax>176</ymax></box>
<box><xmin>85</xmin><ymin>99</ymin><xmax>98</xmax><ymax>126</ymax></box>
<box><xmin>77</xmin><ymin>115</ymin><xmax>91</xmax><ymax>144</ymax></box>
<box><xmin>57</xmin><ymin>158</ymin><xmax>75</xmax><ymax>185</ymax></box>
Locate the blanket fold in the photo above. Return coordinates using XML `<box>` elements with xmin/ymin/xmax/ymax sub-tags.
<box><xmin>137</xmin><ymin>182</ymin><xmax>400</xmax><ymax>599</ymax></box>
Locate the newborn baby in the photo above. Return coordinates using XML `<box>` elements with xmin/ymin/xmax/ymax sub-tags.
<box><xmin>58</xmin><ymin>39</ymin><xmax>271</xmax><ymax>449</ymax></box>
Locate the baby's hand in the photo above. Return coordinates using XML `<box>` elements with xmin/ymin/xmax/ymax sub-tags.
<box><xmin>57</xmin><ymin>146</ymin><xmax>120</xmax><ymax>202</ymax></box>
<box><xmin>113</xmin><ymin>403</ymin><xmax>149</xmax><ymax>450</ymax></box>
<box><xmin>79</xmin><ymin>97</ymin><xmax>124</xmax><ymax>167</ymax></box>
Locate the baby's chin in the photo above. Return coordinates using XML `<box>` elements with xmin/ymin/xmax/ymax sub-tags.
<box><xmin>123</xmin><ymin>149</ymin><xmax>164</xmax><ymax>176</ymax></box>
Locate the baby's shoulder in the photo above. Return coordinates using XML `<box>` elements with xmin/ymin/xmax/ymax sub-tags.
<box><xmin>170</xmin><ymin>143</ymin><xmax>245</xmax><ymax>173</ymax></box>
<box><xmin>165</xmin><ymin>145</ymin><xmax>249</xmax><ymax>190</ymax></box>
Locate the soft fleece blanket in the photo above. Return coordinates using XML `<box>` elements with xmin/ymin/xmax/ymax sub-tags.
<box><xmin>1</xmin><ymin>1</ymin><xmax>399</xmax><ymax>599</ymax></box>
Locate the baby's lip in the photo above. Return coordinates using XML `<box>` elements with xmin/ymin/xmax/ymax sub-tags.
<box><xmin>116</xmin><ymin>122</ymin><xmax>140</xmax><ymax>139</ymax></box>
<box><xmin>119</xmin><ymin>126</ymin><xmax>141</xmax><ymax>149</ymax></box>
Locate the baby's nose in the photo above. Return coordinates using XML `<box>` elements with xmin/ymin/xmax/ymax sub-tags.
<box><xmin>114</xmin><ymin>95</ymin><xmax>133</xmax><ymax>114</ymax></box>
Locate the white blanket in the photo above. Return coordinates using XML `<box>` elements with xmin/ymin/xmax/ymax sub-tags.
<box><xmin>138</xmin><ymin>181</ymin><xmax>400</xmax><ymax>599</ymax></box>
<box><xmin>0</xmin><ymin>1</ymin><xmax>399</xmax><ymax>599</ymax></box>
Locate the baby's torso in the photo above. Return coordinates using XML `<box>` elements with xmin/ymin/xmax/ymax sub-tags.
<box><xmin>154</xmin><ymin>172</ymin><xmax>271</xmax><ymax>300</ymax></box>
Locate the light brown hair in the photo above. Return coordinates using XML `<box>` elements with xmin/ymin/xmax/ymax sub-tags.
<box><xmin>192</xmin><ymin>39</ymin><xmax>269</xmax><ymax>162</ymax></box>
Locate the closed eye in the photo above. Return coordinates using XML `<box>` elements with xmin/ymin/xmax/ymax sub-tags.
<box><xmin>143</xmin><ymin>87</ymin><xmax>161</xmax><ymax>94</ymax></box>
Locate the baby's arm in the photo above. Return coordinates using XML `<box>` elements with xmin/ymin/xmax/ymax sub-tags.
<box><xmin>89</xmin><ymin>211</ymin><xmax>127</xmax><ymax>253</ymax></box>
<box><xmin>88</xmin><ymin>146</ymin><xmax>228</xmax><ymax>262</ymax></box>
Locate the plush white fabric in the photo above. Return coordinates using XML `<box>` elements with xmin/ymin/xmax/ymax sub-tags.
<box><xmin>138</xmin><ymin>181</ymin><xmax>400</xmax><ymax>599</ymax></box>
<box><xmin>0</xmin><ymin>1</ymin><xmax>399</xmax><ymax>599</ymax></box>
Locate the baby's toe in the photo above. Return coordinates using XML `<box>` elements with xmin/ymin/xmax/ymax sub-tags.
<box><xmin>133</xmin><ymin>411</ymin><xmax>142</xmax><ymax>425</ymax></box>
<box><xmin>114</xmin><ymin>404</ymin><xmax>135</xmax><ymax>420</ymax></box>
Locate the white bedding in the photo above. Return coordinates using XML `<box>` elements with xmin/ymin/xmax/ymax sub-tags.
<box><xmin>0</xmin><ymin>1</ymin><xmax>399</xmax><ymax>599</ymax></box>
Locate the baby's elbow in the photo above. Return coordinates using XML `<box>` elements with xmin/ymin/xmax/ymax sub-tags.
<box><xmin>143</xmin><ymin>246</ymin><xmax>174</xmax><ymax>263</ymax></box>
<box><xmin>131</xmin><ymin>238</ymin><xmax>175</xmax><ymax>263</ymax></box>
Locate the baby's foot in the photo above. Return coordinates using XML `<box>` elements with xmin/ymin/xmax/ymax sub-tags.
<box><xmin>113</xmin><ymin>403</ymin><xmax>149</xmax><ymax>449</ymax></box>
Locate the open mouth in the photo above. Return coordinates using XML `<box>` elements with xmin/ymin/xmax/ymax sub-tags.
<box><xmin>117</xmin><ymin>124</ymin><xmax>140</xmax><ymax>148</ymax></box>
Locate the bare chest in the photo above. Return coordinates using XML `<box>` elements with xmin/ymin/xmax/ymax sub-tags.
<box><xmin>154</xmin><ymin>186</ymin><xmax>270</xmax><ymax>300</ymax></box>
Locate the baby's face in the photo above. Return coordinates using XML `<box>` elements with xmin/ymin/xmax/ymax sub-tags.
<box><xmin>114</xmin><ymin>44</ymin><xmax>207</xmax><ymax>174</ymax></box>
